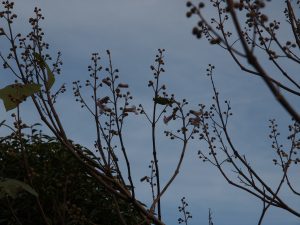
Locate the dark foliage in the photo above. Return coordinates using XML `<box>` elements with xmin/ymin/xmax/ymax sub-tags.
<box><xmin>0</xmin><ymin>135</ymin><xmax>143</xmax><ymax>225</ymax></box>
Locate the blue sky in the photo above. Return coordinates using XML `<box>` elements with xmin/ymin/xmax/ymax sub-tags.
<box><xmin>0</xmin><ymin>1</ymin><xmax>299</xmax><ymax>225</ymax></box>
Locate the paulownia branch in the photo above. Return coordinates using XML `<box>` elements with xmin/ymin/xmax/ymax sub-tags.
<box><xmin>0</xmin><ymin>4</ymin><xmax>165</xmax><ymax>224</ymax></box>
<box><xmin>150</xmin><ymin>103</ymin><xmax>189</xmax><ymax>213</ymax></box>
<box><xmin>203</xmin><ymin>65</ymin><xmax>300</xmax><ymax>217</ymax></box>
<box><xmin>150</xmin><ymin>50</ymin><xmax>165</xmax><ymax>219</ymax></box>
<box><xmin>286</xmin><ymin>0</ymin><xmax>300</xmax><ymax>49</ymax></box>
<box><xmin>189</xmin><ymin>1</ymin><xmax>300</xmax><ymax>97</ymax></box>
<box><xmin>225</xmin><ymin>0</ymin><xmax>300</xmax><ymax>122</ymax></box>
<box><xmin>106</xmin><ymin>50</ymin><xmax>135</xmax><ymax>198</ymax></box>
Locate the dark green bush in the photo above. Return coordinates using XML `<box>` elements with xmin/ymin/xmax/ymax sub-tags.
<box><xmin>0</xmin><ymin>135</ymin><xmax>143</xmax><ymax>225</ymax></box>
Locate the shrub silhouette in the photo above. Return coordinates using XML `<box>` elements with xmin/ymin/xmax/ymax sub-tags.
<box><xmin>0</xmin><ymin>134</ymin><xmax>143</xmax><ymax>225</ymax></box>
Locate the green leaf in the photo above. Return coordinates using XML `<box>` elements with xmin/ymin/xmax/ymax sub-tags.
<box><xmin>153</xmin><ymin>96</ymin><xmax>174</xmax><ymax>105</ymax></box>
<box><xmin>0</xmin><ymin>178</ymin><xmax>38</xmax><ymax>199</ymax></box>
<box><xmin>33</xmin><ymin>52</ymin><xmax>55</xmax><ymax>90</ymax></box>
<box><xmin>0</xmin><ymin>83</ymin><xmax>41</xmax><ymax>111</ymax></box>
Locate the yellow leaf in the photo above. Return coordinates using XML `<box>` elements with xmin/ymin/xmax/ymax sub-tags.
<box><xmin>0</xmin><ymin>83</ymin><xmax>41</xmax><ymax>111</ymax></box>
<box><xmin>33</xmin><ymin>52</ymin><xmax>55</xmax><ymax>90</ymax></box>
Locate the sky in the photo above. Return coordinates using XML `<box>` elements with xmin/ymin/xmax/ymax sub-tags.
<box><xmin>0</xmin><ymin>1</ymin><xmax>299</xmax><ymax>225</ymax></box>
